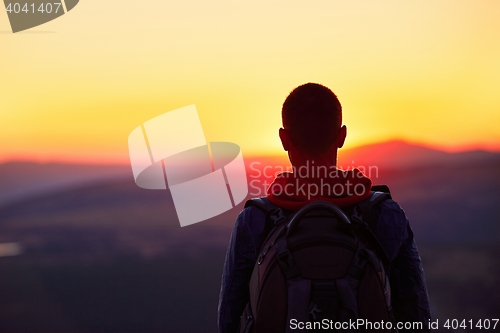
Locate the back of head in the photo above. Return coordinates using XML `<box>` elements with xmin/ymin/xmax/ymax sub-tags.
<box><xmin>282</xmin><ymin>83</ymin><xmax>342</xmax><ymax>158</ymax></box>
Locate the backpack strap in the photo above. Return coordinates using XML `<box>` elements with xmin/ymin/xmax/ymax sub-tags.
<box><xmin>351</xmin><ymin>187</ymin><xmax>393</xmax><ymax>266</ymax></box>
<box><xmin>355</xmin><ymin>186</ymin><xmax>398</xmax><ymax>326</ymax></box>
<box><xmin>357</xmin><ymin>186</ymin><xmax>392</xmax><ymax>227</ymax></box>
<box><xmin>244</xmin><ymin>196</ymin><xmax>276</xmax><ymax>211</ymax></box>
<box><xmin>370</xmin><ymin>184</ymin><xmax>391</xmax><ymax>194</ymax></box>
<box><xmin>244</xmin><ymin>197</ymin><xmax>287</xmax><ymax>238</ymax></box>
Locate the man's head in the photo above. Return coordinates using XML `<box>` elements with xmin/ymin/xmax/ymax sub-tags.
<box><xmin>280</xmin><ymin>83</ymin><xmax>346</xmax><ymax>163</ymax></box>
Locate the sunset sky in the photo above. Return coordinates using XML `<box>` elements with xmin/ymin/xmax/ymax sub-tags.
<box><xmin>1</xmin><ymin>0</ymin><xmax>499</xmax><ymax>164</ymax></box>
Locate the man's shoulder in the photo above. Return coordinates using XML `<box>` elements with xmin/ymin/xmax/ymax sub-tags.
<box><xmin>234</xmin><ymin>199</ymin><xmax>268</xmax><ymax>235</ymax></box>
<box><xmin>370</xmin><ymin>197</ymin><xmax>410</xmax><ymax>242</ymax></box>
<box><xmin>376</xmin><ymin>197</ymin><xmax>407</xmax><ymax>217</ymax></box>
<box><xmin>236</xmin><ymin>196</ymin><xmax>408</xmax><ymax>233</ymax></box>
<box><xmin>237</xmin><ymin>204</ymin><xmax>266</xmax><ymax>222</ymax></box>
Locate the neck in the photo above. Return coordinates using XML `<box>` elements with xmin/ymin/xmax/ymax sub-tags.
<box><xmin>288</xmin><ymin>148</ymin><xmax>338</xmax><ymax>171</ymax></box>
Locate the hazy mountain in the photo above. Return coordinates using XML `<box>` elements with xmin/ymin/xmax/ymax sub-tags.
<box><xmin>1</xmin><ymin>140</ymin><xmax>499</xmax><ymax>206</ymax></box>
<box><xmin>0</xmin><ymin>162</ymin><xmax>132</xmax><ymax>206</ymax></box>
<box><xmin>338</xmin><ymin>140</ymin><xmax>500</xmax><ymax>169</ymax></box>
<box><xmin>1</xmin><ymin>140</ymin><xmax>498</xmax><ymax>256</ymax></box>
<box><xmin>1</xmin><ymin>160</ymin><xmax>498</xmax><ymax>249</ymax></box>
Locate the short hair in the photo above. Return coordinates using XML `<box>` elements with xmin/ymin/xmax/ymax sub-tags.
<box><xmin>282</xmin><ymin>83</ymin><xmax>342</xmax><ymax>158</ymax></box>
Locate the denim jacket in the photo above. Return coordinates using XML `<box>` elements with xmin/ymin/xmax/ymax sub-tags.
<box><xmin>218</xmin><ymin>198</ymin><xmax>431</xmax><ymax>333</ymax></box>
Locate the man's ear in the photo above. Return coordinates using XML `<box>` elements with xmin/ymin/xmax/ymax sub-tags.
<box><xmin>279</xmin><ymin>128</ymin><xmax>290</xmax><ymax>151</ymax></box>
<box><xmin>336</xmin><ymin>125</ymin><xmax>347</xmax><ymax>149</ymax></box>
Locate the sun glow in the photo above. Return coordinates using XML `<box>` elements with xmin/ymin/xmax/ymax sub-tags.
<box><xmin>1</xmin><ymin>0</ymin><xmax>499</xmax><ymax>165</ymax></box>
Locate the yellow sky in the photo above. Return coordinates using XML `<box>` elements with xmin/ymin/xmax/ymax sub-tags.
<box><xmin>1</xmin><ymin>0</ymin><xmax>499</xmax><ymax>164</ymax></box>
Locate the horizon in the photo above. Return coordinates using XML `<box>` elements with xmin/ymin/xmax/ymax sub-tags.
<box><xmin>0</xmin><ymin>139</ymin><xmax>500</xmax><ymax>167</ymax></box>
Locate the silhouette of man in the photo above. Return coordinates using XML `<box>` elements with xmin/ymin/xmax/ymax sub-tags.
<box><xmin>218</xmin><ymin>83</ymin><xmax>431</xmax><ymax>333</ymax></box>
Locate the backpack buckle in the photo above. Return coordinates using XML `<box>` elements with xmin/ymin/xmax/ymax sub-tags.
<box><xmin>351</xmin><ymin>207</ymin><xmax>365</xmax><ymax>225</ymax></box>
<box><xmin>267</xmin><ymin>208</ymin><xmax>286</xmax><ymax>226</ymax></box>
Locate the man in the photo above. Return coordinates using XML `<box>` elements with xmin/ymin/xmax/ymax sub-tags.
<box><xmin>218</xmin><ymin>83</ymin><xmax>431</xmax><ymax>332</ymax></box>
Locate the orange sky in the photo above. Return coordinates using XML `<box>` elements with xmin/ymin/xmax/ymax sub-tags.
<box><xmin>1</xmin><ymin>0</ymin><xmax>500</xmax><ymax>165</ymax></box>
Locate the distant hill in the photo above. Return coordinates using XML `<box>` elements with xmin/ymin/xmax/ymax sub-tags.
<box><xmin>1</xmin><ymin>140</ymin><xmax>499</xmax><ymax>248</ymax></box>
<box><xmin>338</xmin><ymin>140</ymin><xmax>500</xmax><ymax>169</ymax></box>
<box><xmin>2</xmin><ymin>140</ymin><xmax>498</xmax><ymax>206</ymax></box>
<box><xmin>0</xmin><ymin>162</ymin><xmax>131</xmax><ymax>206</ymax></box>
<box><xmin>0</xmin><ymin>156</ymin><xmax>498</xmax><ymax>255</ymax></box>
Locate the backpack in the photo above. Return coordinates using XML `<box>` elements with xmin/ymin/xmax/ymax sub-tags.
<box><xmin>238</xmin><ymin>187</ymin><xmax>397</xmax><ymax>333</ymax></box>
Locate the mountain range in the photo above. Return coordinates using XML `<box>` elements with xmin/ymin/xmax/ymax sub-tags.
<box><xmin>1</xmin><ymin>140</ymin><xmax>499</xmax><ymax>206</ymax></box>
